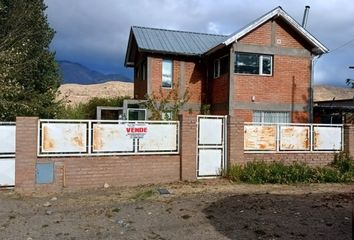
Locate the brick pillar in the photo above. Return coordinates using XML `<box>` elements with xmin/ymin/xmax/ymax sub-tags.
<box><xmin>227</xmin><ymin>116</ymin><xmax>244</xmax><ymax>167</ymax></box>
<box><xmin>15</xmin><ymin>117</ymin><xmax>38</xmax><ymax>194</ymax></box>
<box><xmin>179</xmin><ymin>115</ymin><xmax>197</xmax><ymax>181</ymax></box>
<box><xmin>344</xmin><ymin>125</ymin><xmax>354</xmax><ymax>156</ymax></box>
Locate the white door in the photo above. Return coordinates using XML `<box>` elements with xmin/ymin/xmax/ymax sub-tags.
<box><xmin>197</xmin><ymin>115</ymin><xmax>227</xmax><ymax>177</ymax></box>
<box><xmin>0</xmin><ymin>159</ymin><xmax>15</xmax><ymax>186</ymax></box>
<box><xmin>0</xmin><ymin>123</ymin><xmax>16</xmax><ymax>186</ymax></box>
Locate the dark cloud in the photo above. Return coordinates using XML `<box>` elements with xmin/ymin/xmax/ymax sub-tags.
<box><xmin>45</xmin><ymin>0</ymin><xmax>354</xmax><ymax>86</ymax></box>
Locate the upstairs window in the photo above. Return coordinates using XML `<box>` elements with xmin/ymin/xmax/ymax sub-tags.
<box><xmin>141</xmin><ymin>60</ymin><xmax>147</xmax><ymax>81</ymax></box>
<box><xmin>214</xmin><ymin>55</ymin><xmax>229</xmax><ymax>78</ymax></box>
<box><xmin>162</xmin><ymin>59</ymin><xmax>172</xmax><ymax>88</ymax></box>
<box><xmin>235</xmin><ymin>53</ymin><xmax>272</xmax><ymax>76</ymax></box>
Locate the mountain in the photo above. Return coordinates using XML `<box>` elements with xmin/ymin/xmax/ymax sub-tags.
<box><xmin>58</xmin><ymin>60</ymin><xmax>132</xmax><ymax>84</ymax></box>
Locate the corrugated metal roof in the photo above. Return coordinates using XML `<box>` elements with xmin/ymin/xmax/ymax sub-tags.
<box><xmin>132</xmin><ymin>26</ymin><xmax>227</xmax><ymax>55</ymax></box>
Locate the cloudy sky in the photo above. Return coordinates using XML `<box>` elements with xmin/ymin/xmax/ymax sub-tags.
<box><xmin>45</xmin><ymin>0</ymin><xmax>354</xmax><ymax>87</ymax></box>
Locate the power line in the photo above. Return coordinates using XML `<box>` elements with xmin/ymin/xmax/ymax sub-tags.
<box><xmin>329</xmin><ymin>37</ymin><xmax>354</xmax><ymax>53</ymax></box>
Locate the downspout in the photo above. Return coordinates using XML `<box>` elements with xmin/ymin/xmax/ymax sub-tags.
<box><xmin>309</xmin><ymin>54</ymin><xmax>322</xmax><ymax>123</ymax></box>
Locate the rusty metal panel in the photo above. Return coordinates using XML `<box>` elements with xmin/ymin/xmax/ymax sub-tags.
<box><xmin>139</xmin><ymin>124</ymin><xmax>178</xmax><ymax>152</ymax></box>
<box><xmin>313</xmin><ymin>126</ymin><xmax>342</xmax><ymax>151</ymax></box>
<box><xmin>41</xmin><ymin>123</ymin><xmax>87</xmax><ymax>153</ymax></box>
<box><xmin>0</xmin><ymin>125</ymin><xmax>16</xmax><ymax>155</ymax></box>
<box><xmin>280</xmin><ymin>126</ymin><xmax>310</xmax><ymax>151</ymax></box>
<box><xmin>92</xmin><ymin>124</ymin><xmax>134</xmax><ymax>152</ymax></box>
<box><xmin>244</xmin><ymin>125</ymin><xmax>277</xmax><ymax>151</ymax></box>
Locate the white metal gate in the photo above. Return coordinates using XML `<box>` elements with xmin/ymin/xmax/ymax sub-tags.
<box><xmin>0</xmin><ymin>122</ymin><xmax>16</xmax><ymax>187</ymax></box>
<box><xmin>196</xmin><ymin>115</ymin><xmax>227</xmax><ymax>178</ymax></box>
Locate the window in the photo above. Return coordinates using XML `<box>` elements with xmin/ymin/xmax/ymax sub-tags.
<box><xmin>235</xmin><ymin>53</ymin><xmax>272</xmax><ymax>76</ymax></box>
<box><xmin>141</xmin><ymin>60</ymin><xmax>147</xmax><ymax>81</ymax></box>
<box><xmin>253</xmin><ymin>111</ymin><xmax>290</xmax><ymax>123</ymax></box>
<box><xmin>162</xmin><ymin>59</ymin><xmax>172</xmax><ymax>88</ymax></box>
<box><xmin>127</xmin><ymin>108</ymin><xmax>146</xmax><ymax>120</ymax></box>
<box><xmin>213</xmin><ymin>55</ymin><xmax>229</xmax><ymax>78</ymax></box>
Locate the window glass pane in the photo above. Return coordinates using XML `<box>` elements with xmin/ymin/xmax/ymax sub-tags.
<box><xmin>220</xmin><ymin>56</ymin><xmax>229</xmax><ymax>75</ymax></box>
<box><xmin>261</xmin><ymin>56</ymin><xmax>272</xmax><ymax>75</ymax></box>
<box><xmin>162</xmin><ymin>59</ymin><xmax>172</xmax><ymax>88</ymax></box>
<box><xmin>253</xmin><ymin>111</ymin><xmax>262</xmax><ymax>122</ymax></box>
<box><xmin>235</xmin><ymin>53</ymin><xmax>259</xmax><ymax>74</ymax></box>
<box><xmin>128</xmin><ymin>109</ymin><xmax>146</xmax><ymax>120</ymax></box>
<box><xmin>253</xmin><ymin>111</ymin><xmax>290</xmax><ymax>123</ymax></box>
<box><xmin>213</xmin><ymin>59</ymin><xmax>219</xmax><ymax>78</ymax></box>
<box><xmin>142</xmin><ymin>60</ymin><xmax>147</xmax><ymax>80</ymax></box>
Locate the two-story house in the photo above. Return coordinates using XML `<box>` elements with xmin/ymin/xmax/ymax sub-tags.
<box><xmin>124</xmin><ymin>6</ymin><xmax>328</xmax><ymax>123</ymax></box>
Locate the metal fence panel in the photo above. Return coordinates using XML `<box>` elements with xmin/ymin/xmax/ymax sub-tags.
<box><xmin>244</xmin><ymin>123</ymin><xmax>343</xmax><ymax>153</ymax></box>
<box><xmin>138</xmin><ymin>123</ymin><xmax>178</xmax><ymax>152</ymax></box>
<box><xmin>38</xmin><ymin>120</ymin><xmax>179</xmax><ymax>156</ymax></box>
<box><xmin>244</xmin><ymin>125</ymin><xmax>277</xmax><ymax>151</ymax></box>
<box><xmin>280</xmin><ymin>126</ymin><xmax>310</xmax><ymax>151</ymax></box>
<box><xmin>0</xmin><ymin>123</ymin><xmax>16</xmax><ymax>157</ymax></box>
<box><xmin>313</xmin><ymin>126</ymin><xmax>342</xmax><ymax>151</ymax></box>
<box><xmin>92</xmin><ymin>123</ymin><xmax>134</xmax><ymax>153</ymax></box>
<box><xmin>41</xmin><ymin>122</ymin><xmax>88</xmax><ymax>153</ymax></box>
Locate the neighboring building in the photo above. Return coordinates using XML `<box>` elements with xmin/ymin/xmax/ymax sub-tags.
<box><xmin>314</xmin><ymin>85</ymin><xmax>354</xmax><ymax>123</ymax></box>
<box><xmin>124</xmin><ymin>6</ymin><xmax>328</xmax><ymax>123</ymax></box>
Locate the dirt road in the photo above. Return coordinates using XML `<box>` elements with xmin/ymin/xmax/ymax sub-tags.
<box><xmin>0</xmin><ymin>180</ymin><xmax>353</xmax><ymax>239</ymax></box>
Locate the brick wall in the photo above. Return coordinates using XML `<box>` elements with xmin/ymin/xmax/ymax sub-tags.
<box><xmin>227</xmin><ymin>116</ymin><xmax>343</xmax><ymax>166</ymax></box>
<box><xmin>15</xmin><ymin>117</ymin><xmax>191</xmax><ymax>194</ymax></box>
<box><xmin>144</xmin><ymin>56</ymin><xmax>203</xmax><ymax>104</ymax></box>
<box><xmin>233</xmin><ymin>19</ymin><xmax>311</xmax><ymax>123</ymax></box>
<box><xmin>211</xmin><ymin>74</ymin><xmax>229</xmax><ymax>104</ymax></box>
<box><xmin>239</xmin><ymin>21</ymin><xmax>272</xmax><ymax>45</ymax></box>
<box><xmin>14</xmin><ymin>116</ymin><xmax>353</xmax><ymax>194</ymax></box>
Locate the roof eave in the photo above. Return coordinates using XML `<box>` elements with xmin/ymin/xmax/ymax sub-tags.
<box><xmin>124</xmin><ymin>28</ymin><xmax>134</xmax><ymax>67</ymax></box>
<box><xmin>203</xmin><ymin>43</ymin><xmax>227</xmax><ymax>56</ymax></box>
<box><xmin>222</xmin><ymin>7</ymin><xmax>329</xmax><ymax>55</ymax></box>
<box><xmin>138</xmin><ymin>48</ymin><xmax>202</xmax><ymax>57</ymax></box>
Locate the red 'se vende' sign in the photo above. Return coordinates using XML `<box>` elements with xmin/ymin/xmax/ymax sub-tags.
<box><xmin>126</xmin><ymin>127</ymin><xmax>147</xmax><ymax>133</ymax></box>
<box><xmin>125</xmin><ymin>124</ymin><xmax>148</xmax><ymax>139</ymax></box>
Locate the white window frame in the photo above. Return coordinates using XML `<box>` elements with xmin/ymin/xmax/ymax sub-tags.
<box><xmin>259</xmin><ymin>55</ymin><xmax>272</xmax><ymax>76</ymax></box>
<box><xmin>235</xmin><ymin>53</ymin><xmax>273</xmax><ymax>76</ymax></box>
<box><xmin>162</xmin><ymin>59</ymin><xmax>173</xmax><ymax>89</ymax></box>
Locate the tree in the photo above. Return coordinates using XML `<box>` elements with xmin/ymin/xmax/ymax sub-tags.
<box><xmin>144</xmin><ymin>84</ymin><xmax>190</xmax><ymax>120</ymax></box>
<box><xmin>0</xmin><ymin>0</ymin><xmax>61</xmax><ymax>121</ymax></box>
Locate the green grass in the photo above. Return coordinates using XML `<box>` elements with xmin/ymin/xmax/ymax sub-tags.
<box><xmin>132</xmin><ymin>189</ymin><xmax>155</xmax><ymax>200</ymax></box>
<box><xmin>225</xmin><ymin>152</ymin><xmax>354</xmax><ymax>184</ymax></box>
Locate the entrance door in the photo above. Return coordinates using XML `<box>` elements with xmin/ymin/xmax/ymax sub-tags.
<box><xmin>196</xmin><ymin>115</ymin><xmax>227</xmax><ymax>178</ymax></box>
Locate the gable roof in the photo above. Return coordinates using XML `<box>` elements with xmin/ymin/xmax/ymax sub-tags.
<box><xmin>211</xmin><ymin>6</ymin><xmax>328</xmax><ymax>55</ymax></box>
<box><xmin>125</xmin><ymin>6</ymin><xmax>328</xmax><ymax>67</ymax></box>
<box><xmin>125</xmin><ymin>26</ymin><xmax>226</xmax><ymax>66</ymax></box>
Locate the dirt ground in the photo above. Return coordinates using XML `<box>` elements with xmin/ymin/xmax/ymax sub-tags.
<box><xmin>0</xmin><ymin>180</ymin><xmax>353</xmax><ymax>240</ymax></box>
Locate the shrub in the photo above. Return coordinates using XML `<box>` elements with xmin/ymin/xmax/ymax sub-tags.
<box><xmin>332</xmin><ymin>152</ymin><xmax>354</xmax><ymax>174</ymax></box>
<box><xmin>57</xmin><ymin>96</ymin><xmax>130</xmax><ymax>119</ymax></box>
<box><xmin>226</xmin><ymin>154</ymin><xmax>354</xmax><ymax>184</ymax></box>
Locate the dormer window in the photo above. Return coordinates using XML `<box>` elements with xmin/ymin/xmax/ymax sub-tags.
<box><xmin>235</xmin><ymin>52</ymin><xmax>272</xmax><ymax>76</ymax></box>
